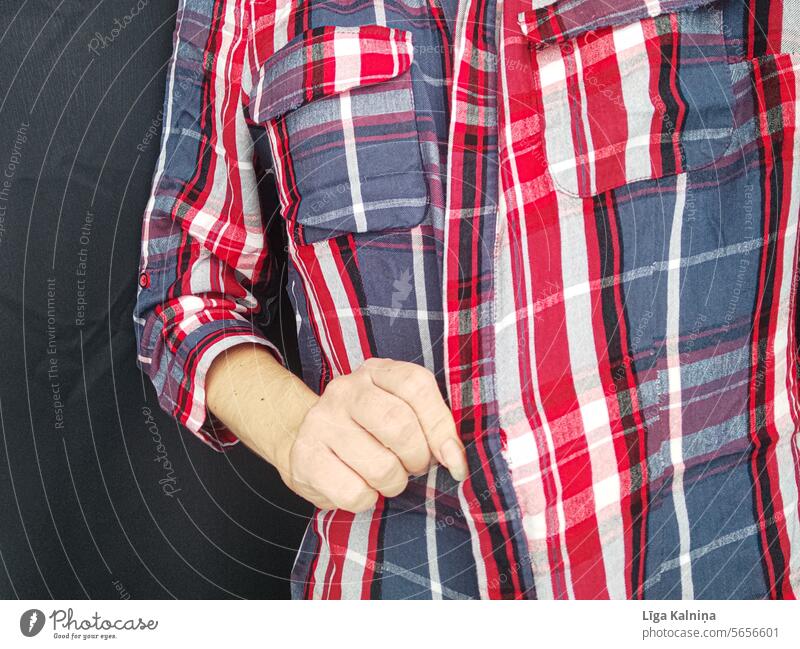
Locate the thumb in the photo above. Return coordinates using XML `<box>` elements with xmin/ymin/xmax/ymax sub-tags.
<box><xmin>424</xmin><ymin>412</ymin><xmax>468</xmax><ymax>482</ymax></box>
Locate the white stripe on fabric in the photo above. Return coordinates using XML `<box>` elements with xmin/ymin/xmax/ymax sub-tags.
<box><xmin>373</xmin><ymin>0</ymin><xmax>386</xmax><ymax>27</ymax></box>
<box><xmin>494</xmin><ymin>195</ymin><xmax>552</xmax><ymax>594</ymax></box>
<box><xmin>333</xmin><ymin>36</ymin><xmax>362</xmax><ymax>93</ymax></box>
<box><xmin>338</xmin><ymin>92</ymin><xmax>368</xmax><ymax>232</ymax></box>
<box><xmin>425</xmin><ymin>468</ymin><xmax>443</xmax><ymax>599</ymax></box>
<box><xmin>536</xmin><ymin>45</ymin><xmax>579</xmax><ymax>198</ymax></box>
<box><xmin>311</xmin><ymin>512</ymin><xmax>333</xmax><ymax>599</ymax></box>
<box><xmin>458</xmin><ymin>482</ymin><xmax>489</xmax><ymax>599</ymax></box>
<box><xmin>339</xmin><ymin>512</ymin><xmax>370</xmax><ymax>599</ymax></box>
<box><xmin>272</xmin><ymin>0</ymin><xmax>292</xmax><ymax>51</ymax></box>
<box><xmin>289</xmin><ymin>245</ymin><xmax>346</xmax><ymax>377</ymax></box>
<box><xmin>645</xmin><ymin>0</ymin><xmax>662</xmax><ymax>18</ymax></box>
<box><xmin>665</xmin><ymin>173</ymin><xmax>694</xmax><ymax>599</ymax></box>
<box><xmin>772</xmin><ymin>62</ymin><xmax>800</xmax><ymax>593</ymax></box>
<box><xmin>556</xmin><ymin>187</ymin><xmax>627</xmax><ymax>599</ymax></box>
<box><xmin>612</xmin><ymin>21</ymin><xmax>656</xmax><ymax>187</ymax></box>
<box><xmin>782</xmin><ymin>2</ymin><xmax>800</xmax><ymax>54</ymax></box>
<box><xmin>412</xmin><ymin>229</ymin><xmax>435</xmax><ymax>370</ymax></box>
<box><xmin>208</xmin><ymin>0</ymin><xmax>249</xmax><ymax>267</ymax></box>
<box><xmin>572</xmin><ymin>46</ymin><xmax>598</xmax><ymax>195</ymax></box>
<box><xmin>314</xmin><ymin>241</ymin><xmax>366</xmax><ymax>370</ymax></box>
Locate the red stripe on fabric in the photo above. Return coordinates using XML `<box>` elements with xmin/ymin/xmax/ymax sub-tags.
<box><xmin>749</xmin><ymin>58</ymin><xmax>792</xmax><ymax>600</ymax></box>
<box><xmin>295</xmin><ymin>241</ymin><xmax>353</xmax><ymax>376</ymax></box>
<box><xmin>530</xmin><ymin>198</ymin><xmax>609</xmax><ymax>599</ymax></box>
<box><xmin>768</xmin><ymin>1</ymin><xmax>785</xmax><ymax>56</ymax></box>
<box><xmin>748</xmin><ymin>59</ymin><xmax>777</xmax><ymax>599</ymax></box>
<box><xmin>324</xmin><ymin>511</ymin><xmax>355</xmax><ymax>600</ymax></box>
<box><xmin>761</xmin><ymin>57</ymin><xmax>798</xmax><ymax>599</ymax></box>
<box><xmin>562</xmin><ymin>45</ymin><xmax>593</xmax><ymax>196</ymax></box>
<box><xmin>643</xmin><ymin>18</ymin><xmax>666</xmax><ymax>179</ymax></box>
<box><xmin>580</xmin><ymin>30</ymin><xmax>628</xmax><ymax>192</ymax></box>
<box><xmin>271</xmin><ymin>118</ymin><xmax>303</xmax><ymax>243</ymax></box>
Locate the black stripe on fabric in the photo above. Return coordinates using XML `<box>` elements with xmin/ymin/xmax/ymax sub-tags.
<box><xmin>335</xmin><ymin>236</ymin><xmax>378</xmax><ymax>356</ymax></box>
<box><xmin>368</xmin><ymin>511</ymin><xmax>388</xmax><ymax>599</ymax></box>
<box><xmin>292</xmin><ymin>3</ymin><xmax>310</xmax><ymax>41</ymax></box>
<box><xmin>654</xmin><ymin>14</ymin><xmax>687</xmax><ymax>177</ymax></box>
<box><xmin>309</xmin><ymin>28</ymin><xmax>325</xmax><ymax>102</ymax></box>
<box><xmin>593</xmin><ymin>191</ymin><xmax>650</xmax><ymax>599</ymax></box>
<box><xmin>750</xmin><ymin>0</ymin><xmax>771</xmax><ymax>58</ymax></box>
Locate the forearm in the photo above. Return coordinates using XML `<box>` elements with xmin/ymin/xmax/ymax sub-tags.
<box><xmin>205</xmin><ymin>343</ymin><xmax>318</xmax><ymax>482</ymax></box>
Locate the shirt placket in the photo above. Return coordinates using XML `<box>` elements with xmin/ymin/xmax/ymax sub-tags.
<box><xmin>442</xmin><ymin>0</ymin><xmax>537</xmax><ymax>599</ymax></box>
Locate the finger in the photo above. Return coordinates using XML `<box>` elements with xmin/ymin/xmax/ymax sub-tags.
<box><xmin>298</xmin><ymin>485</ymin><xmax>336</xmax><ymax>511</ymax></box>
<box><xmin>328</xmin><ymin>423</ymin><xmax>410</xmax><ymax>497</ymax></box>
<box><xmin>346</xmin><ymin>385</ymin><xmax>431</xmax><ymax>475</ymax></box>
<box><xmin>296</xmin><ymin>442</ymin><xmax>379</xmax><ymax>513</ymax></box>
<box><xmin>364</xmin><ymin>358</ymin><xmax>468</xmax><ymax>481</ymax></box>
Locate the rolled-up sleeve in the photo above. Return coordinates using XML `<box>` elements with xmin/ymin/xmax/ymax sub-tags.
<box><xmin>134</xmin><ymin>0</ymin><xmax>282</xmax><ymax>450</ymax></box>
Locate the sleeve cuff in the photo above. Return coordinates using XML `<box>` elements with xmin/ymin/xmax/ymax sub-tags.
<box><xmin>169</xmin><ymin>324</ymin><xmax>285</xmax><ymax>452</ymax></box>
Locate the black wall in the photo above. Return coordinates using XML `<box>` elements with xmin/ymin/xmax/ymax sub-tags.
<box><xmin>0</xmin><ymin>1</ymin><xmax>310</xmax><ymax>599</ymax></box>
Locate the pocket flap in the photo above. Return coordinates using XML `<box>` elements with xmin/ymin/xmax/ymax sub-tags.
<box><xmin>249</xmin><ymin>25</ymin><xmax>414</xmax><ymax>123</ymax></box>
<box><xmin>518</xmin><ymin>0</ymin><xmax>719</xmax><ymax>48</ymax></box>
<box><xmin>531</xmin><ymin>3</ymin><xmax>735</xmax><ymax>197</ymax></box>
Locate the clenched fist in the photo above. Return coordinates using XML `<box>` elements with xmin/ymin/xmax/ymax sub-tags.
<box><xmin>287</xmin><ymin>357</ymin><xmax>467</xmax><ymax>512</ymax></box>
<box><xmin>206</xmin><ymin>345</ymin><xmax>468</xmax><ymax>514</ymax></box>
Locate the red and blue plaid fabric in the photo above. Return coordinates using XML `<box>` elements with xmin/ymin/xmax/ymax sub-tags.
<box><xmin>136</xmin><ymin>0</ymin><xmax>800</xmax><ymax>599</ymax></box>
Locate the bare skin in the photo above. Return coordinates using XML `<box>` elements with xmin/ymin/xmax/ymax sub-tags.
<box><xmin>205</xmin><ymin>344</ymin><xmax>468</xmax><ymax>513</ymax></box>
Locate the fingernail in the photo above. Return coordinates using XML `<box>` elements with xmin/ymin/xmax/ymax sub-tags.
<box><xmin>440</xmin><ymin>438</ymin><xmax>467</xmax><ymax>482</ymax></box>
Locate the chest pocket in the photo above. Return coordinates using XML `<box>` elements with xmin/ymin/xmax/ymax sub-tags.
<box><xmin>520</xmin><ymin>1</ymin><xmax>735</xmax><ymax>198</ymax></box>
<box><xmin>250</xmin><ymin>25</ymin><xmax>428</xmax><ymax>246</ymax></box>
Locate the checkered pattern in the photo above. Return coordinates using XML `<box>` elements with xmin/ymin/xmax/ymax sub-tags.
<box><xmin>530</xmin><ymin>7</ymin><xmax>735</xmax><ymax>197</ymax></box>
<box><xmin>136</xmin><ymin>0</ymin><xmax>800</xmax><ymax>599</ymax></box>
<box><xmin>256</xmin><ymin>25</ymin><xmax>427</xmax><ymax>244</ymax></box>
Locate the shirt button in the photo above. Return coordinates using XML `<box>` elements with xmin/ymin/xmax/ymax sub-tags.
<box><xmin>139</xmin><ymin>272</ymin><xmax>150</xmax><ymax>289</ymax></box>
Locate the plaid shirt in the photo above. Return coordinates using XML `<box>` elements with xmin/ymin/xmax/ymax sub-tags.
<box><xmin>136</xmin><ymin>0</ymin><xmax>800</xmax><ymax>599</ymax></box>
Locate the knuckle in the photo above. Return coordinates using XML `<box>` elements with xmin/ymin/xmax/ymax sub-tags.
<box><xmin>428</xmin><ymin>410</ymin><xmax>457</xmax><ymax>441</ymax></box>
<box><xmin>338</xmin><ymin>488</ymin><xmax>378</xmax><ymax>513</ymax></box>
<box><xmin>402</xmin><ymin>448</ymin><xmax>432</xmax><ymax>475</ymax></box>
<box><xmin>380</xmin><ymin>473</ymin><xmax>408</xmax><ymax>498</ymax></box>
<box><xmin>301</xmin><ymin>406</ymin><xmax>325</xmax><ymax>430</ymax></box>
<box><xmin>352</xmin><ymin>386</ymin><xmax>382</xmax><ymax>413</ymax></box>
<box><xmin>384</xmin><ymin>403</ymin><xmax>416</xmax><ymax>428</ymax></box>
<box><xmin>322</xmin><ymin>376</ymin><xmax>348</xmax><ymax>399</ymax></box>
<box><xmin>373</xmin><ymin>405</ymin><xmax>414</xmax><ymax>443</ymax></box>
<box><xmin>289</xmin><ymin>443</ymin><xmax>318</xmax><ymax>484</ymax></box>
<box><xmin>405</xmin><ymin>367</ymin><xmax>437</xmax><ymax>398</ymax></box>
<box><xmin>367</xmin><ymin>455</ymin><xmax>401</xmax><ymax>485</ymax></box>
<box><xmin>361</xmin><ymin>356</ymin><xmax>383</xmax><ymax>369</ymax></box>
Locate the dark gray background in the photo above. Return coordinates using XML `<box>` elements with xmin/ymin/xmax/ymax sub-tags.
<box><xmin>0</xmin><ymin>1</ymin><xmax>310</xmax><ymax>599</ymax></box>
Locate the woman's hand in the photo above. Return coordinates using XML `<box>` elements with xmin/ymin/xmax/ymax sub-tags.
<box><xmin>206</xmin><ymin>346</ymin><xmax>467</xmax><ymax>513</ymax></box>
